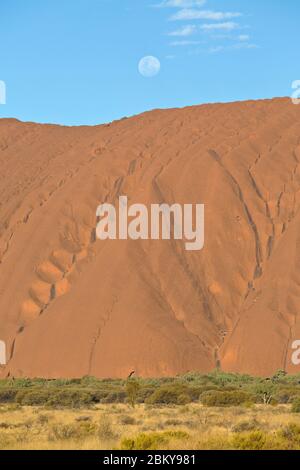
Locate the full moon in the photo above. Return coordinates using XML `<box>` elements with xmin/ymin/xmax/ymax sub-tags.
<box><xmin>138</xmin><ymin>56</ymin><xmax>161</xmax><ymax>78</ymax></box>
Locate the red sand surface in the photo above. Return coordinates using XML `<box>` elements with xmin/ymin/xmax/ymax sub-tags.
<box><xmin>1</xmin><ymin>98</ymin><xmax>300</xmax><ymax>378</ymax></box>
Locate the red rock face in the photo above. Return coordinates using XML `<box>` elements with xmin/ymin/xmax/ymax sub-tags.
<box><xmin>0</xmin><ymin>98</ymin><xmax>300</xmax><ymax>378</ymax></box>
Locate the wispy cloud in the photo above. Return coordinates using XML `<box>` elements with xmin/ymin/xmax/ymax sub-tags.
<box><xmin>152</xmin><ymin>0</ymin><xmax>258</xmax><ymax>54</ymax></box>
<box><xmin>170</xmin><ymin>9</ymin><xmax>242</xmax><ymax>21</ymax></box>
<box><xmin>238</xmin><ymin>34</ymin><xmax>250</xmax><ymax>41</ymax></box>
<box><xmin>154</xmin><ymin>0</ymin><xmax>206</xmax><ymax>8</ymax></box>
<box><xmin>200</xmin><ymin>22</ymin><xmax>239</xmax><ymax>31</ymax></box>
<box><xmin>167</xmin><ymin>24</ymin><xmax>197</xmax><ymax>36</ymax></box>
<box><xmin>208</xmin><ymin>42</ymin><xmax>258</xmax><ymax>53</ymax></box>
<box><xmin>170</xmin><ymin>39</ymin><xmax>202</xmax><ymax>46</ymax></box>
<box><xmin>208</xmin><ymin>45</ymin><xmax>225</xmax><ymax>53</ymax></box>
<box><xmin>232</xmin><ymin>42</ymin><xmax>258</xmax><ymax>50</ymax></box>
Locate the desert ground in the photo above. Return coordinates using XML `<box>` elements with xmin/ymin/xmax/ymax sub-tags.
<box><xmin>1</xmin><ymin>402</ymin><xmax>300</xmax><ymax>450</ymax></box>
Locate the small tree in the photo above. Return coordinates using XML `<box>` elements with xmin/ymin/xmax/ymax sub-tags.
<box><xmin>252</xmin><ymin>382</ymin><xmax>276</xmax><ymax>405</ymax></box>
<box><xmin>126</xmin><ymin>379</ymin><xmax>140</xmax><ymax>408</ymax></box>
<box><xmin>272</xmin><ymin>370</ymin><xmax>287</xmax><ymax>383</ymax></box>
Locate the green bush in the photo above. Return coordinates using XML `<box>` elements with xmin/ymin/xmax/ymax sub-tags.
<box><xmin>291</xmin><ymin>398</ymin><xmax>300</xmax><ymax>413</ymax></box>
<box><xmin>0</xmin><ymin>389</ymin><xmax>18</xmax><ymax>403</ymax></box>
<box><xmin>231</xmin><ymin>430</ymin><xmax>267</xmax><ymax>450</ymax></box>
<box><xmin>177</xmin><ymin>393</ymin><xmax>190</xmax><ymax>405</ymax></box>
<box><xmin>99</xmin><ymin>390</ymin><xmax>127</xmax><ymax>404</ymax></box>
<box><xmin>16</xmin><ymin>389</ymin><xmax>52</xmax><ymax>406</ymax></box>
<box><xmin>207</xmin><ymin>370</ymin><xmax>254</xmax><ymax>387</ymax></box>
<box><xmin>249</xmin><ymin>382</ymin><xmax>276</xmax><ymax>404</ymax></box>
<box><xmin>146</xmin><ymin>384</ymin><xmax>195</xmax><ymax>405</ymax></box>
<box><xmin>126</xmin><ymin>380</ymin><xmax>140</xmax><ymax>408</ymax></box>
<box><xmin>135</xmin><ymin>386</ymin><xmax>157</xmax><ymax>403</ymax></box>
<box><xmin>46</xmin><ymin>390</ymin><xmax>94</xmax><ymax>408</ymax></box>
<box><xmin>121</xmin><ymin>432</ymin><xmax>167</xmax><ymax>450</ymax></box>
<box><xmin>15</xmin><ymin>388</ymin><xmax>96</xmax><ymax>408</ymax></box>
<box><xmin>200</xmin><ymin>390</ymin><xmax>253</xmax><ymax>407</ymax></box>
<box><xmin>120</xmin><ymin>430</ymin><xmax>188</xmax><ymax>450</ymax></box>
<box><xmin>274</xmin><ymin>386</ymin><xmax>300</xmax><ymax>404</ymax></box>
<box><xmin>0</xmin><ymin>373</ymin><xmax>300</xmax><ymax>409</ymax></box>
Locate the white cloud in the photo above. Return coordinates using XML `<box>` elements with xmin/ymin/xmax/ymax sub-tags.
<box><xmin>208</xmin><ymin>42</ymin><xmax>258</xmax><ymax>53</ymax></box>
<box><xmin>170</xmin><ymin>39</ymin><xmax>202</xmax><ymax>46</ymax></box>
<box><xmin>155</xmin><ymin>0</ymin><xmax>206</xmax><ymax>8</ymax></box>
<box><xmin>238</xmin><ymin>34</ymin><xmax>250</xmax><ymax>41</ymax></box>
<box><xmin>232</xmin><ymin>42</ymin><xmax>258</xmax><ymax>50</ymax></box>
<box><xmin>200</xmin><ymin>22</ymin><xmax>239</xmax><ymax>31</ymax></box>
<box><xmin>152</xmin><ymin>1</ymin><xmax>257</xmax><ymax>53</ymax></box>
<box><xmin>167</xmin><ymin>24</ymin><xmax>197</xmax><ymax>36</ymax></box>
<box><xmin>170</xmin><ymin>8</ymin><xmax>242</xmax><ymax>21</ymax></box>
<box><xmin>208</xmin><ymin>45</ymin><xmax>225</xmax><ymax>53</ymax></box>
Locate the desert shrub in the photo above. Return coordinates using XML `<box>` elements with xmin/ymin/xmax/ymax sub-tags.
<box><xmin>36</xmin><ymin>414</ymin><xmax>50</xmax><ymax>425</ymax></box>
<box><xmin>48</xmin><ymin>424</ymin><xmax>79</xmax><ymax>441</ymax></box>
<box><xmin>291</xmin><ymin>398</ymin><xmax>300</xmax><ymax>413</ymax></box>
<box><xmin>126</xmin><ymin>379</ymin><xmax>140</xmax><ymax>408</ymax></box>
<box><xmin>119</xmin><ymin>415</ymin><xmax>136</xmax><ymax>425</ymax></box>
<box><xmin>177</xmin><ymin>393</ymin><xmax>190</xmax><ymax>405</ymax></box>
<box><xmin>249</xmin><ymin>382</ymin><xmax>276</xmax><ymax>404</ymax></box>
<box><xmin>164</xmin><ymin>430</ymin><xmax>189</xmax><ymax>439</ymax></box>
<box><xmin>48</xmin><ymin>421</ymin><xmax>97</xmax><ymax>441</ymax></box>
<box><xmin>98</xmin><ymin>416</ymin><xmax>116</xmax><ymax>440</ymax></box>
<box><xmin>48</xmin><ymin>378</ymin><xmax>79</xmax><ymax>387</ymax></box>
<box><xmin>2</xmin><ymin>373</ymin><xmax>300</xmax><ymax>409</ymax></box>
<box><xmin>231</xmin><ymin>430</ymin><xmax>267</xmax><ymax>450</ymax></box>
<box><xmin>0</xmin><ymin>389</ymin><xmax>19</xmax><ymax>403</ymax></box>
<box><xmin>207</xmin><ymin>370</ymin><xmax>254</xmax><ymax>387</ymax></box>
<box><xmin>46</xmin><ymin>390</ymin><xmax>94</xmax><ymax>408</ymax></box>
<box><xmin>0</xmin><ymin>404</ymin><xmax>22</xmax><ymax>413</ymax></box>
<box><xmin>100</xmin><ymin>390</ymin><xmax>127</xmax><ymax>404</ymax></box>
<box><xmin>164</xmin><ymin>418</ymin><xmax>183</xmax><ymax>426</ymax></box>
<box><xmin>278</xmin><ymin>423</ymin><xmax>300</xmax><ymax>446</ymax></box>
<box><xmin>15</xmin><ymin>388</ymin><xmax>95</xmax><ymax>407</ymax></box>
<box><xmin>1</xmin><ymin>378</ymin><xmax>33</xmax><ymax>389</ymax></box>
<box><xmin>275</xmin><ymin>387</ymin><xmax>300</xmax><ymax>404</ymax></box>
<box><xmin>77</xmin><ymin>421</ymin><xmax>98</xmax><ymax>436</ymax></box>
<box><xmin>200</xmin><ymin>390</ymin><xmax>253</xmax><ymax>407</ymax></box>
<box><xmin>79</xmin><ymin>376</ymin><xmax>101</xmax><ymax>387</ymax></box>
<box><xmin>146</xmin><ymin>384</ymin><xmax>193</xmax><ymax>405</ymax></box>
<box><xmin>121</xmin><ymin>432</ymin><xmax>167</xmax><ymax>450</ymax></box>
<box><xmin>272</xmin><ymin>370</ymin><xmax>287</xmax><ymax>383</ymax></box>
<box><xmin>136</xmin><ymin>386</ymin><xmax>156</xmax><ymax>403</ymax></box>
<box><xmin>16</xmin><ymin>389</ymin><xmax>52</xmax><ymax>406</ymax></box>
<box><xmin>243</xmin><ymin>400</ymin><xmax>255</xmax><ymax>409</ymax></box>
<box><xmin>232</xmin><ymin>419</ymin><xmax>261</xmax><ymax>433</ymax></box>
<box><xmin>120</xmin><ymin>430</ymin><xmax>188</xmax><ymax>450</ymax></box>
<box><xmin>75</xmin><ymin>415</ymin><xmax>91</xmax><ymax>422</ymax></box>
<box><xmin>0</xmin><ymin>423</ymin><xmax>10</xmax><ymax>429</ymax></box>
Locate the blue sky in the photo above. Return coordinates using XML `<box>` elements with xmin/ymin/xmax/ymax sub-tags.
<box><xmin>0</xmin><ymin>0</ymin><xmax>299</xmax><ymax>125</ymax></box>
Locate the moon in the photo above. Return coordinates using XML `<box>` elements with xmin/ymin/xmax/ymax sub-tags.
<box><xmin>138</xmin><ymin>56</ymin><xmax>161</xmax><ymax>78</ymax></box>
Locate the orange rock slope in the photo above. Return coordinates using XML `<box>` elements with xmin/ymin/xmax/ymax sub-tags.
<box><xmin>1</xmin><ymin>98</ymin><xmax>300</xmax><ymax>378</ymax></box>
